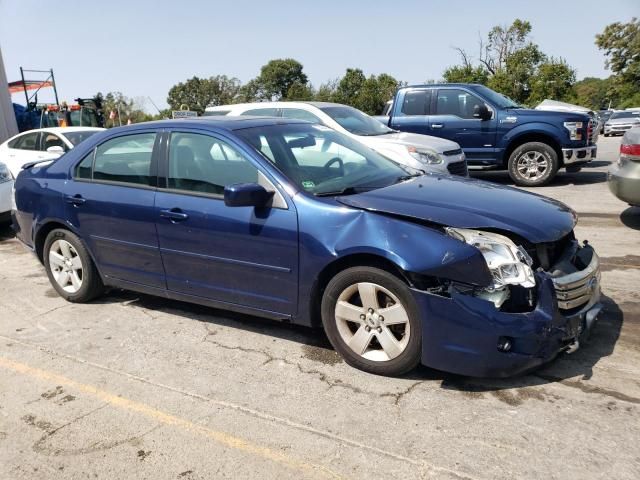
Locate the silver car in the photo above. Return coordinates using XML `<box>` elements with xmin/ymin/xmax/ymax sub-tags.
<box><xmin>604</xmin><ymin>111</ymin><xmax>640</xmax><ymax>137</ymax></box>
<box><xmin>608</xmin><ymin>127</ymin><xmax>640</xmax><ymax>206</ymax></box>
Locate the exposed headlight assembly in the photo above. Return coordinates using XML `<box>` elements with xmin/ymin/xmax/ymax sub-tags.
<box><xmin>0</xmin><ymin>162</ymin><xmax>12</xmax><ymax>184</ymax></box>
<box><xmin>563</xmin><ymin>121</ymin><xmax>583</xmax><ymax>141</ymax></box>
<box><xmin>446</xmin><ymin>227</ymin><xmax>535</xmax><ymax>307</ymax></box>
<box><xmin>407</xmin><ymin>146</ymin><xmax>443</xmax><ymax>165</ymax></box>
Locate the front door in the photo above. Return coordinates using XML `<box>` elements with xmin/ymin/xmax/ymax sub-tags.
<box><xmin>155</xmin><ymin>130</ymin><xmax>298</xmax><ymax>316</ymax></box>
<box><xmin>429</xmin><ymin>88</ymin><xmax>498</xmax><ymax>162</ymax></box>
<box><xmin>65</xmin><ymin>131</ymin><xmax>165</xmax><ymax>288</ymax></box>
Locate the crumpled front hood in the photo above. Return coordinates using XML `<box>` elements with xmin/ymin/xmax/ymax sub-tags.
<box><xmin>336</xmin><ymin>175</ymin><xmax>576</xmax><ymax>244</ymax></box>
<box><xmin>364</xmin><ymin>131</ymin><xmax>460</xmax><ymax>153</ymax></box>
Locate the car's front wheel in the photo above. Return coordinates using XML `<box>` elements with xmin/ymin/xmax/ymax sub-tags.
<box><xmin>44</xmin><ymin>229</ymin><xmax>103</xmax><ymax>302</ymax></box>
<box><xmin>321</xmin><ymin>267</ymin><xmax>422</xmax><ymax>376</ymax></box>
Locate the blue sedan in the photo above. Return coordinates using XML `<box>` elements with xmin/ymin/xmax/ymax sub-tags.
<box><xmin>12</xmin><ymin>117</ymin><xmax>602</xmax><ymax>377</ymax></box>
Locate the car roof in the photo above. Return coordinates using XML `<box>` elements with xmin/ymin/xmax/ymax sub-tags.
<box><xmin>403</xmin><ymin>83</ymin><xmax>484</xmax><ymax>89</ymax></box>
<box><xmin>106</xmin><ymin>116</ymin><xmax>309</xmax><ymax>133</ymax></box>
<box><xmin>206</xmin><ymin>101</ymin><xmax>344</xmax><ymax>111</ymax></box>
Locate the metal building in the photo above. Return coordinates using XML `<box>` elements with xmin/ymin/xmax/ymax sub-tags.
<box><xmin>0</xmin><ymin>44</ymin><xmax>18</xmax><ymax>143</ymax></box>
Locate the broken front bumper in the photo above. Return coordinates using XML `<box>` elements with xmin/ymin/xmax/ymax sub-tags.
<box><xmin>412</xmin><ymin>266</ymin><xmax>602</xmax><ymax>378</ymax></box>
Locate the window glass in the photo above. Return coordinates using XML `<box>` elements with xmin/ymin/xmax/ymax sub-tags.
<box><xmin>9</xmin><ymin>132</ymin><xmax>40</xmax><ymax>150</ymax></box>
<box><xmin>281</xmin><ymin>109</ymin><xmax>320</xmax><ymax>123</ymax></box>
<box><xmin>74</xmin><ymin>152</ymin><xmax>94</xmax><ymax>179</ymax></box>
<box><xmin>241</xmin><ymin>108</ymin><xmax>279</xmax><ymax>117</ymax></box>
<box><xmin>41</xmin><ymin>133</ymin><xmax>66</xmax><ymax>151</ymax></box>
<box><xmin>436</xmin><ymin>89</ymin><xmax>483</xmax><ymax>119</ymax></box>
<box><xmin>93</xmin><ymin>133</ymin><xmax>156</xmax><ymax>185</ymax></box>
<box><xmin>63</xmin><ymin>130</ymin><xmax>101</xmax><ymax>146</ymax></box>
<box><xmin>236</xmin><ymin>124</ymin><xmax>409</xmax><ymax>196</ymax></box>
<box><xmin>401</xmin><ymin>90</ymin><xmax>431</xmax><ymax>115</ymax></box>
<box><xmin>319</xmin><ymin>105</ymin><xmax>394</xmax><ymax>135</ymax></box>
<box><xmin>168</xmin><ymin>132</ymin><xmax>258</xmax><ymax>195</ymax></box>
<box><xmin>202</xmin><ymin>110</ymin><xmax>231</xmax><ymax>116</ymax></box>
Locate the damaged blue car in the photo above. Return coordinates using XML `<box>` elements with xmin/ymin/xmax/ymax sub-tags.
<box><xmin>12</xmin><ymin>117</ymin><xmax>602</xmax><ymax>377</ymax></box>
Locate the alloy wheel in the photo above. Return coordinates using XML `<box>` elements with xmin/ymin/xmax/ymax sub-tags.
<box><xmin>334</xmin><ymin>282</ymin><xmax>410</xmax><ymax>361</ymax></box>
<box><xmin>516</xmin><ymin>151</ymin><xmax>549</xmax><ymax>180</ymax></box>
<box><xmin>49</xmin><ymin>239</ymin><xmax>83</xmax><ymax>293</ymax></box>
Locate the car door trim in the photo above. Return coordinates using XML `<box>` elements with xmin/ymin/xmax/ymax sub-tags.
<box><xmin>160</xmin><ymin>246</ymin><xmax>292</xmax><ymax>273</ymax></box>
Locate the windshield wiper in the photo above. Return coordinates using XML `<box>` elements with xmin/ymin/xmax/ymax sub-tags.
<box><xmin>314</xmin><ymin>187</ymin><xmax>361</xmax><ymax>197</ymax></box>
<box><xmin>394</xmin><ymin>172</ymin><xmax>423</xmax><ymax>183</ymax></box>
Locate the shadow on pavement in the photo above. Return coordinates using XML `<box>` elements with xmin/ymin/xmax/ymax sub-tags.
<box><xmin>0</xmin><ymin>222</ymin><xmax>15</xmax><ymax>241</ymax></box>
<box><xmin>472</xmin><ymin>168</ymin><xmax>608</xmax><ymax>187</ymax></box>
<box><xmin>620</xmin><ymin>206</ymin><xmax>640</xmax><ymax>230</ymax></box>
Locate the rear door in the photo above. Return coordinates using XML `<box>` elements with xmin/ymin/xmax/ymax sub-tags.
<box><xmin>154</xmin><ymin>129</ymin><xmax>298</xmax><ymax>316</ymax></box>
<box><xmin>65</xmin><ymin>130</ymin><xmax>165</xmax><ymax>288</ymax></box>
<box><xmin>388</xmin><ymin>88</ymin><xmax>432</xmax><ymax>134</ymax></box>
<box><xmin>430</xmin><ymin>88</ymin><xmax>498</xmax><ymax>161</ymax></box>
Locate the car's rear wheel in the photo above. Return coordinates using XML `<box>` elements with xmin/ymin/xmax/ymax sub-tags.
<box><xmin>508</xmin><ymin>142</ymin><xmax>559</xmax><ymax>187</ymax></box>
<box><xmin>44</xmin><ymin>229</ymin><xmax>103</xmax><ymax>302</ymax></box>
<box><xmin>321</xmin><ymin>267</ymin><xmax>422</xmax><ymax>376</ymax></box>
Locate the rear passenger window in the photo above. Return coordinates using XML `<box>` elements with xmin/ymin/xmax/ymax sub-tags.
<box><xmin>9</xmin><ymin>132</ymin><xmax>41</xmax><ymax>150</ymax></box>
<box><xmin>93</xmin><ymin>133</ymin><xmax>156</xmax><ymax>186</ymax></box>
<box><xmin>74</xmin><ymin>152</ymin><xmax>94</xmax><ymax>180</ymax></box>
<box><xmin>281</xmin><ymin>109</ymin><xmax>321</xmax><ymax>123</ymax></box>
<box><xmin>168</xmin><ymin>132</ymin><xmax>258</xmax><ymax>195</ymax></box>
<box><xmin>401</xmin><ymin>90</ymin><xmax>431</xmax><ymax>115</ymax></box>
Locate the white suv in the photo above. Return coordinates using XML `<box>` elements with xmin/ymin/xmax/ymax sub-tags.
<box><xmin>205</xmin><ymin>102</ymin><xmax>467</xmax><ymax>176</ymax></box>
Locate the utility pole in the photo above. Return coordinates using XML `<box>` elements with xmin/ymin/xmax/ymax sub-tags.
<box><xmin>0</xmin><ymin>43</ymin><xmax>19</xmax><ymax>142</ymax></box>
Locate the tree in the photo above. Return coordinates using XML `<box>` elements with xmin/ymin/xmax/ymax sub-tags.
<box><xmin>167</xmin><ymin>75</ymin><xmax>241</xmax><ymax>114</ymax></box>
<box><xmin>315</xmin><ymin>79</ymin><xmax>338</xmax><ymax>102</ymax></box>
<box><xmin>286</xmin><ymin>81</ymin><xmax>315</xmax><ymax>101</ymax></box>
<box><xmin>96</xmin><ymin>91</ymin><xmax>153</xmax><ymax>127</ymax></box>
<box><xmin>333</xmin><ymin>68</ymin><xmax>366</xmax><ymax>106</ymax></box>
<box><xmin>596</xmin><ymin>18</ymin><xmax>640</xmax><ymax>108</ymax></box>
<box><xmin>446</xmin><ymin>19</ymin><xmax>577</xmax><ymax>105</ymax></box>
<box><xmin>570</xmin><ymin>77</ymin><xmax>613</xmax><ymax>110</ymax></box>
<box><xmin>253</xmin><ymin>59</ymin><xmax>309</xmax><ymax>101</ymax></box>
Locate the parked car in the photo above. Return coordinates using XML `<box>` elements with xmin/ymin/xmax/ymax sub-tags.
<box><xmin>13</xmin><ymin>117</ymin><xmax>602</xmax><ymax>377</ymax></box>
<box><xmin>598</xmin><ymin>110</ymin><xmax>614</xmax><ymax>134</ymax></box>
<box><xmin>603</xmin><ymin>111</ymin><xmax>640</xmax><ymax>137</ymax></box>
<box><xmin>205</xmin><ymin>102</ymin><xmax>468</xmax><ymax>176</ymax></box>
<box><xmin>0</xmin><ymin>162</ymin><xmax>13</xmax><ymax>224</ymax></box>
<box><xmin>377</xmin><ymin>83</ymin><xmax>597</xmax><ymax>186</ymax></box>
<box><xmin>0</xmin><ymin>127</ymin><xmax>105</xmax><ymax>177</ymax></box>
<box><xmin>608</xmin><ymin>127</ymin><xmax>640</xmax><ymax>206</ymax></box>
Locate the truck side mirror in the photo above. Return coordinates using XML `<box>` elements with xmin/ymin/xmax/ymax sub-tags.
<box><xmin>473</xmin><ymin>104</ymin><xmax>492</xmax><ymax>121</ymax></box>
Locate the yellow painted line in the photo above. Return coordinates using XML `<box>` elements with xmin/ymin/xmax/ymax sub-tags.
<box><xmin>0</xmin><ymin>356</ymin><xmax>342</xmax><ymax>480</ymax></box>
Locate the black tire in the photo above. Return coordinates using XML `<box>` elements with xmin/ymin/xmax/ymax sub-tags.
<box><xmin>321</xmin><ymin>266</ymin><xmax>422</xmax><ymax>376</ymax></box>
<box><xmin>507</xmin><ymin>141</ymin><xmax>559</xmax><ymax>187</ymax></box>
<box><xmin>43</xmin><ymin>228</ymin><xmax>104</xmax><ymax>302</ymax></box>
<box><xmin>604</xmin><ymin>133</ymin><xmax>610</xmax><ymax>137</ymax></box>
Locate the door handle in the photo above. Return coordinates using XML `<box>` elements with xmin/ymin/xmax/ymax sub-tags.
<box><xmin>431</xmin><ymin>123</ymin><xmax>444</xmax><ymax>129</ymax></box>
<box><xmin>160</xmin><ymin>208</ymin><xmax>189</xmax><ymax>222</ymax></box>
<box><xmin>65</xmin><ymin>194</ymin><xmax>86</xmax><ymax>206</ymax></box>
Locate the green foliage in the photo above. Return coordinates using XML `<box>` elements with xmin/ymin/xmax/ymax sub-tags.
<box><xmin>96</xmin><ymin>91</ymin><xmax>153</xmax><ymax>127</ymax></box>
<box><xmin>249</xmin><ymin>59</ymin><xmax>309</xmax><ymax>101</ymax></box>
<box><xmin>570</xmin><ymin>77</ymin><xmax>613</xmax><ymax>110</ymax></box>
<box><xmin>596</xmin><ymin>18</ymin><xmax>640</xmax><ymax>108</ymax></box>
<box><xmin>446</xmin><ymin>19</ymin><xmax>577</xmax><ymax>105</ymax></box>
<box><xmin>442</xmin><ymin>65</ymin><xmax>489</xmax><ymax>84</ymax></box>
<box><xmin>331</xmin><ymin>69</ymin><xmax>400</xmax><ymax>114</ymax></box>
<box><xmin>166</xmin><ymin>75</ymin><xmax>241</xmax><ymax>115</ymax></box>
<box><xmin>286</xmin><ymin>81</ymin><xmax>315</xmax><ymax>101</ymax></box>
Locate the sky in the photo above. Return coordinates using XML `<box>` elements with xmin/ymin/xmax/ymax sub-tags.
<box><xmin>0</xmin><ymin>0</ymin><xmax>638</xmax><ymax>112</ymax></box>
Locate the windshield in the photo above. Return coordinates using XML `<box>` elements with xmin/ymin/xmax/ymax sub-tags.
<box><xmin>62</xmin><ymin>130</ymin><xmax>102</xmax><ymax>146</ymax></box>
<box><xmin>610</xmin><ymin>111</ymin><xmax>640</xmax><ymax>120</ymax></box>
<box><xmin>319</xmin><ymin>105</ymin><xmax>394</xmax><ymax>136</ymax></box>
<box><xmin>471</xmin><ymin>85</ymin><xmax>521</xmax><ymax>109</ymax></box>
<box><xmin>236</xmin><ymin>123</ymin><xmax>412</xmax><ymax>196</ymax></box>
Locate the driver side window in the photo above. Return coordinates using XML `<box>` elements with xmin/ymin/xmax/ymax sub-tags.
<box><xmin>436</xmin><ymin>89</ymin><xmax>484</xmax><ymax>119</ymax></box>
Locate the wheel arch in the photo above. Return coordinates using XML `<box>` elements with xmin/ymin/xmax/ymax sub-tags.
<box><xmin>307</xmin><ymin>253</ymin><xmax>414</xmax><ymax>328</ymax></box>
<box><xmin>503</xmin><ymin>132</ymin><xmax>563</xmax><ymax>167</ymax></box>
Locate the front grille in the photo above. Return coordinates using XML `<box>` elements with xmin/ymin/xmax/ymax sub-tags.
<box><xmin>552</xmin><ymin>250</ymin><xmax>600</xmax><ymax>310</ymax></box>
<box><xmin>447</xmin><ymin>161</ymin><xmax>468</xmax><ymax>176</ymax></box>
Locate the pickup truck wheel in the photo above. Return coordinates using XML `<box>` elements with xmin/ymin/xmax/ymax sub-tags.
<box><xmin>321</xmin><ymin>267</ymin><xmax>422</xmax><ymax>376</ymax></box>
<box><xmin>508</xmin><ymin>142</ymin><xmax>559</xmax><ymax>187</ymax></box>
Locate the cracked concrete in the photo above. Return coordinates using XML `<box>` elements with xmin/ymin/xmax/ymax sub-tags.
<box><xmin>1</xmin><ymin>137</ymin><xmax>639</xmax><ymax>479</ymax></box>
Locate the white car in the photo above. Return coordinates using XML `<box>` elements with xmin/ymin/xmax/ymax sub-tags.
<box><xmin>0</xmin><ymin>127</ymin><xmax>105</xmax><ymax>177</ymax></box>
<box><xmin>204</xmin><ymin>102</ymin><xmax>467</xmax><ymax>175</ymax></box>
<box><xmin>0</xmin><ymin>161</ymin><xmax>13</xmax><ymax>224</ymax></box>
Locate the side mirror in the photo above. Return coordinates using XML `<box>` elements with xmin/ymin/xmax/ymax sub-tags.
<box><xmin>473</xmin><ymin>104</ymin><xmax>492</xmax><ymax>121</ymax></box>
<box><xmin>224</xmin><ymin>183</ymin><xmax>274</xmax><ymax>208</ymax></box>
<box><xmin>46</xmin><ymin>145</ymin><xmax>65</xmax><ymax>155</ymax></box>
